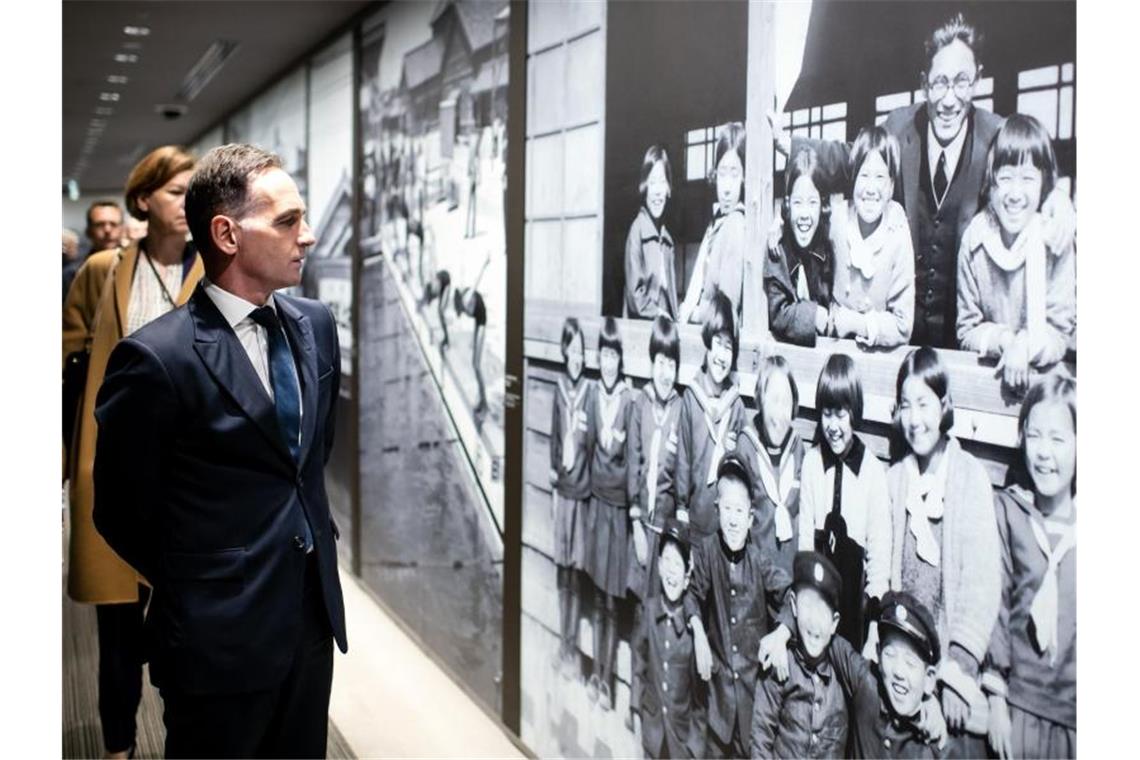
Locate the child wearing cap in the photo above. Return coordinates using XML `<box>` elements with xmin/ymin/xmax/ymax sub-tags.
<box><xmin>834</xmin><ymin>590</ymin><xmax>950</xmax><ymax>759</ymax></box>
<box><xmin>982</xmin><ymin>371</ymin><xmax>1076</xmax><ymax>759</ymax></box>
<box><xmin>735</xmin><ymin>354</ymin><xmax>806</xmax><ymax>579</ymax></box>
<box><xmin>676</xmin><ymin>291</ymin><xmax>748</xmax><ymax>540</ymax></box>
<box><xmin>750</xmin><ymin>551</ymin><xmax>850</xmax><ymax>759</ymax></box>
<box><xmin>686</xmin><ymin>451</ymin><xmax>792</xmax><ymax>758</ymax></box>
<box><xmin>636</xmin><ymin>519</ymin><xmax>708</xmax><ymax>759</ymax></box>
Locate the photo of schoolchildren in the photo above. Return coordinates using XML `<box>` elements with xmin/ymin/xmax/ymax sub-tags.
<box><xmin>679</xmin><ymin>122</ymin><xmax>747</xmax><ymax>326</ymax></box>
<box><xmin>549</xmin><ymin>317</ymin><xmax>595</xmax><ymax>681</ymax></box>
<box><xmin>765</xmin><ymin>147</ymin><xmax>835</xmax><ymax>347</ymax></box>
<box><xmin>956</xmin><ymin>113</ymin><xmax>1076</xmax><ymax>392</ymax></box>
<box><xmin>887</xmin><ymin>347</ymin><xmax>1000</xmax><ymax>757</ymax></box>
<box><xmin>625</xmin><ymin>145</ymin><xmax>679</xmax><ymax>321</ymax></box>
<box><xmin>829</xmin><ymin>126</ymin><xmax>916</xmax><ymax>349</ymax></box>
<box><xmin>798</xmin><ymin>354</ymin><xmax>891</xmax><ymax>651</ymax></box>
<box><xmin>585</xmin><ymin>317</ymin><xmax>633</xmax><ymax>710</ymax></box>
<box><xmin>982</xmin><ymin>370</ymin><xmax>1076</xmax><ymax>759</ymax></box>
<box><xmin>735</xmin><ymin>355</ymin><xmax>806</xmax><ymax>579</ymax></box>
<box><xmin>635</xmin><ymin>518</ymin><xmax>708</xmax><ymax>759</ymax></box>
<box><xmin>676</xmin><ymin>291</ymin><xmax>748</xmax><ymax>540</ymax></box>
<box><xmin>750</xmin><ymin>551</ymin><xmax>850</xmax><ymax>759</ymax></box>
<box><xmin>832</xmin><ymin>590</ymin><xmax>950</xmax><ymax>759</ymax></box>
<box><xmin>685</xmin><ymin>452</ymin><xmax>793</xmax><ymax>758</ymax></box>
<box><xmin>627</xmin><ymin>315</ymin><xmax>685</xmax><ymax>731</ymax></box>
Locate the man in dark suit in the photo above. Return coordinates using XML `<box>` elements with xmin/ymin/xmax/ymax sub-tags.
<box><xmin>775</xmin><ymin>13</ymin><xmax>1073</xmax><ymax>349</ymax></box>
<box><xmin>93</xmin><ymin>143</ymin><xmax>347</xmax><ymax>758</ymax></box>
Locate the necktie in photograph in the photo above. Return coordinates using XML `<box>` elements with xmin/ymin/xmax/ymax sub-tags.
<box><xmin>933</xmin><ymin>151</ymin><xmax>949</xmax><ymax>206</ymax></box>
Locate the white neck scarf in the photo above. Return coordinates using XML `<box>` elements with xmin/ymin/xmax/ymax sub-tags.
<box><xmin>596</xmin><ymin>380</ymin><xmax>627</xmax><ymax>452</ymax></box>
<box><xmin>1028</xmin><ymin>511</ymin><xmax>1076</xmax><ymax>665</ymax></box>
<box><xmin>644</xmin><ymin>386</ymin><xmax>676</xmax><ymax>519</ymax></box>
<box><xmin>559</xmin><ymin>377</ymin><xmax>587</xmax><ymax>473</ymax></box>
<box><xmin>904</xmin><ymin>446</ymin><xmax>951</xmax><ymax>567</ymax></box>
<box><xmin>744</xmin><ymin>427</ymin><xmax>797</xmax><ymax>542</ymax></box>
<box><xmin>845</xmin><ymin>202</ymin><xmax>888</xmax><ymax>280</ymax></box>
<box><xmin>691</xmin><ymin>380</ymin><xmax>740</xmax><ymax>486</ymax></box>
<box><xmin>981</xmin><ymin>214</ymin><xmax>1048</xmax><ymax>349</ymax></box>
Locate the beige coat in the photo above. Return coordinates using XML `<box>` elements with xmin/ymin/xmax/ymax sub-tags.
<box><xmin>63</xmin><ymin>242</ymin><xmax>204</xmax><ymax>603</ymax></box>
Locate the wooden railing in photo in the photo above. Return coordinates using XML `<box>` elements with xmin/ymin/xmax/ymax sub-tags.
<box><xmin>519</xmin><ymin>307</ymin><xmax>1072</xmax><ymax>750</ymax></box>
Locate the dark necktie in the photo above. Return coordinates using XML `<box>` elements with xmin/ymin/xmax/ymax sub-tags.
<box><xmin>250</xmin><ymin>305</ymin><xmax>314</xmax><ymax>551</ymax></box>
<box><xmin>933</xmin><ymin>151</ymin><xmax>949</xmax><ymax>206</ymax></box>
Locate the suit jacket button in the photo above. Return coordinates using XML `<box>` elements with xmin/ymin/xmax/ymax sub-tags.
<box><xmin>293</xmin><ymin>535</ymin><xmax>306</xmax><ymax>551</ymax></box>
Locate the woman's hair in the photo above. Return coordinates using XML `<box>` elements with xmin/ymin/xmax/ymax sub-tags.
<box><xmin>755</xmin><ymin>354</ymin><xmax>799</xmax><ymax>423</ymax></box>
<box><xmin>701</xmin><ymin>290</ymin><xmax>738</xmax><ymax>371</ymax></box>
<box><xmin>979</xmin><ymin>113</ymin><xmax>1058</xmax><ymax>216</ymax></box>
<box><xmin>560</xmin><ymin>317</ymin><xmax>584</xmax><ymax>363</ymax></box>
<box><xmin>638</xmin><ymin>144</ymin><xmax>672</xmax><ymax>204</ymax></box>
<box><xmin>781</xmin><ymin>147</ymin><xmax>832</xmax><ymax>252</ymax></box>
<box><xmin>658</xmin><ymin>530</ymin><xmax>691</xmax><ymax>568</ymax></box>
<box><xmin>1015</xmin><ymin>368</ymin><xmax>1076</xmax><ymax>494</ymax></box>
<box><xmin>125</xmin><ymin>145</ymin><xmax>196</xmax><ymax>221</ymax></box>
<box><xmin>649</xmin><ymin>314</ymin><xmax>681</xmax><ymax>366</ymax></box>
<box><xmin>711</xmin><ymin>121</ymin><xmax>747</xmax><ymax>203</ymax></box>
<box><xmin>849</xmin><ymin>126</ymin><xmax>901</xmax><ymax>198</ymax></box>
<box><xmin>893</xmin><ymin>346</ymin><xmax>955</xmax><ymax>441</ymax></box>
<box><xmin>815</xmin><ymin>353</ymin><xmax>863</xmax><ymax>443</ymax></box>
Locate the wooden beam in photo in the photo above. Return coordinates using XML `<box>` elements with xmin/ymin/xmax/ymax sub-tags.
<box><xmin>743</xmin><ymin>0</ymin><xmax>775</xmax><ymax>340</ymax></box>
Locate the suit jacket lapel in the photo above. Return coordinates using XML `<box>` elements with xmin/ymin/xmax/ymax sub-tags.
<box><xmin>188</xmin><ymin>287</ymin><xmax>295</xmax><ymax>468</ymax></box>
<box><xmin>112</xmin><ymin>242</ymin><xmax>139</xmax><ymax>338</ymax></box>
<box><xmin>901</xmin><ymin>108</ymin><xmax>923</xmax><ymax>241</ymax></box>
<box><xmin>276</xmin><ymin>296</ymin><xmax>319</xmax><ymax>468</ymax></box>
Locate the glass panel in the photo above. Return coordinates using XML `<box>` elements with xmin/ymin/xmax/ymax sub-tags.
<box><xmin>1019</xmin><ymin>65</ymin><xmax>1059</xmax><ymax>89</ymax></box>
<box><xmin>821</xmin><ymin>120</ymin><xmax>846</xmax><ymax>141</ymax></box>
<box><xmin>529</xmin><ymin>46</ymin><xmax>565</xmax><ymax>135</ymax></box>
<box><xmin>1059</xmin><ymin>86</ymin><xmax>1074</xmax><ymax>140</ymax></box>
<box><xmin>914</xmin><ymin>89</ymin><xmax>926</xmax><ymax>103</ymax></box>
<box><xmin>528</xmin><ymin>133</ymin><xmax>564</xmax><ymax>217</ymax></box>
<box><xmin>564</xmin><ymin>31</ymin><xmax>603</xmax><ymax>125</ymax></box>
<box><xmin>793</xmin><ymin>108</ymin><xmax>809</xmax><ymax>126</ymax></box>
<box><xmin>875</xmin><ymin>114</ymin><xmax>888</xmax><ymax>126</ymax></box>
<box><xmin>973</xmin><ymin>98</ymin><xmax>994</xmax><ymax>113</ymax></box>
<box><xmin>1062</xmin><ymin>62</ymin><xmax>1074</xmax><ymax>83</ymax></box>
<box><xmin>1018</xmin><ymin>90</ymin><xmax>1059</xmax><ymax>139</ymax></box>
<box><xmin>687</xmin><ymin>143</ymin><xmax>706</xmax><ymax>181</ymax></box>
<box><xmin>824</xmin><ymin>101</ymin><xmax>847</xmax><ymax>119</ymax></box>
<box><xmin>974</xmin><ymin>76</ymin><xmax>994</xmax><ymax>96</ymax></box>
<box><xmin>876</xmin><ymin>91</ymin><xmax>911</xmax><ymax>113</ymax></box>
<box><xmin>811</xmin><ymin>106</ymin><xmax>821</xmax><ymax>122</ymax></box>
<box><xmin>563</xmin><ymin>125</ymin><xmax>600</xmax><ymax>215</ymax></box>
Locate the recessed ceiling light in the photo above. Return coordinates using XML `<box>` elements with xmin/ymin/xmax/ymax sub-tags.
<box><xmin>95</xmin><ymin>106</ymin><xmax>114</xmax><ymax>116</ymax></box>
<box><xmin>99</xmin><ymin>92</ymin><xmax>121</xmax><ymax>102</ymax></box>
<box><xmin>123</xmin><ymin>25</ymin><xmax>150</xmax><ymax>36</ymax></box>
<box><xmin>114</xmin><ymin>53</ymin><xmax>139</xmax><ymax>64</ymax></box>
<box><xmin>107</xmin><ymin>74</ymin><xmax>129</xmax><ymax>85</ymax></box>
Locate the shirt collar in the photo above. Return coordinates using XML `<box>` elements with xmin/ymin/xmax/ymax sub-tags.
<box><xmin>637</xmin><ymin>205</ymin><xmax>673</xmax><ymax>247</ymax></box>
<box><xmin>657</xmin><ymin>596</ymin><xmax>688</xmax><ymax>637</ymax></box>
<box><xmin>927</xmin><ymin>115</ymin><xmax>969</xmax><ymax>186</ymax></box>
<box><xmin>202</xmin><ymin>278</ymin><xmax>277</xmax><ymax>329</ymax></box>
<box><xmin>718</xmin><ymin>530</ymin><xmax>749</xmax><ymax>564</ymax></box>
<box><xmin>878</xmin><ymin>688</ymin><xmax>924</xmax><ymax>735</ymax></box>
<box><xmin>792</xmin><ymin>641</ymin><xmax>833</xmax><ymax>681</ymax></box>
<box><xmin>821</xmin><ymin>434</ymin><xmax>865</xmax><ymax>476</ymax></box>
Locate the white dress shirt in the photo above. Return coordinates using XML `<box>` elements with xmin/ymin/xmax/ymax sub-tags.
<box><xmin>926</xmin><ymin>118</ymin><xmax>969</xmax><ymax>198</ymax></box>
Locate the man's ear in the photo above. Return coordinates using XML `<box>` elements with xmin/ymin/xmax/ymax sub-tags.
<box><xmin>923</xmin><ymin>664</ymin><xmax>938</xmax><ymax>697</ymax></box>
<box><xmin>829</xmin><ymin>609</ymin><xmax>840</xmax><ymax>636</ymax></box>
<box><xmin>210</xmin><ymin>215</ymin><xmax>240</xmax><ymax>257</ymax></box>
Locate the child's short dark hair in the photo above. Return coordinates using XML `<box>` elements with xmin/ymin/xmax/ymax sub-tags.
<box><xmin>781</xmin><ymin>147</ymin><xmax>832</xmax><ymax>252</ymax></box>
<box><xmin>849</xmin><ymin>126</ymin><xmax>901</xmax><ymax>197</ymax></box>
<box><xmin>980</xmin><ymin>113</ymin><xmax>1058</xmax><ymax>217</ymax></box>
<box><xmin>701</xmin><ymin>290</ymin><xmax>738</xmax><ymax>370</ymax></box>
<box><xmin>648</xmin><ymin>314</ymin><xmax>681</xmax><ymax>366</ymax></box>
<box><xmin>560</xmin><ymin>317</ymin><xmax>584</xmax><ymax>363</ymax></box>
<box><xmin>598</xmin><ymin>316</ymin><xmax>624</xmax><ymax>373</ymax></box>
<box><xmin>658</xmin><ymin>531</ymin><xmax>691</xmax><ymax>568</ymax></box>
<box><xmin>754</xmin><ymin>354</ymin><xmax>799</xmax><ymax>419</ymax></box>
<box><xmin>716</xmin><ymin>451</ymin><xmax>755</xmax><ymax>501</ymax></box>
<box><xmin>638</xmin><ymin>144</ymin><xmax>672</xmax><ymax>203</ymax></box>
<box><xmin>711</xmin><ymin>122</ymin><xmax>746</xmax><ymax>202</ymax></box>
<box><xmin>894</xmin><ymin>347</ymin><xmax>954</xmax><ymax>436</ymax></box>
<box><xmin>815</xmin><ymin>354</ymin><xmax>863</xmax><ymax>443</ymax></box>
<box><xmin>1016</xmin><ymin>368</ymin><xmax>1076</xmax><ymax>494</ymax></box>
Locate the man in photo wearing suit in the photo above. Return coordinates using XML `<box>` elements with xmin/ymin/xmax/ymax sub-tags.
<box><xmin>777</xmin><ymin>13</ymin><xmax>1074</xmax><ymax>349</ymax></box>
<box><xmin>93</xmin><ymin>143</ymin><xmax>347</xmax><ymax>758</ymax></box>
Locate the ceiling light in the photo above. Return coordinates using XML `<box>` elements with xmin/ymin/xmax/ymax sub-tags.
<box><xmin>176</xmin><ymin>39</ymin><xmax>239</xmax><ymax>102</ymax></box>
<box><xmin>95</xmin><ymin>106</ymin><xmax>114</xmax><ymax>116</ymax></box>
<box><xmin>107</xmin><ymin>74</ymin><xmax>129</xmax><ymax>85</ymax></box>
<box><xmin>99</xmin><ymin>92</ymin><xmax>120</xmax><ymax>102</ymax></box>
<box><xmin>114</xmin><ymin>53</ymin><xmax>139</xmax><ymax>64</ymax></box>
<box><xmin>123</xmin><ymin>25</ymin><xmax>150</xmax><ymax>36</ymax></box>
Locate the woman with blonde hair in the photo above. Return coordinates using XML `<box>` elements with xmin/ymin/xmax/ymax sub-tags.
<box><xmin>62</xmin><ymin>145</ymin><xmax>202</xmax><ymax>759</ymax></box>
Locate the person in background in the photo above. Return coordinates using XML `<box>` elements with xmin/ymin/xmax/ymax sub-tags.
<box><xmin>624</xmin><ymin>144</ymin><xmax>679</xmax><ymax>320</ymax></box>
<box><xmin>62</xmin><ymin>229</ymin><xmax>81</xmax><ymax>302</ymax></box>
<box><xmin>62</xmin><ymin>144</ymin><xmax>202</xmax><ymax>760</ymax></box>
<box><xmin>85</xmin><ymin>200</ymin><xmax>125</xmax><ymax>256</ymax></box>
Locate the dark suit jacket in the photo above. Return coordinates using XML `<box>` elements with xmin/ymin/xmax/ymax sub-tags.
<box><xmin>93</xmin><ymin>285</ymin><xmax>347</xmax><ymax>695</ymax></box>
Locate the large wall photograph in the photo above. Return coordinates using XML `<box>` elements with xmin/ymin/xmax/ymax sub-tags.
<box><xmin>521</xmin><ymin>1</ymin><xmax>1077</xmax><ymax>758</ymax></box>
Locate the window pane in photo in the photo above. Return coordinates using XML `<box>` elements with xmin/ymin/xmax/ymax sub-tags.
<box><xmin>975</xmin><ymin>76</ymin><xmax>994</xmax><ymax>96</ymax></box>
<box><xmin>821</xmin><ymin>120</ymin><xmax>846</xmax><ymax>141</ymax></box>
<box><xmin>528</xmin><ymin>133</ymin><xmax>565</xmax><ymax>217</ymax></box>
<box><xmin>793</xmin><ymin>108</ymin><xmax>809</xmax><ymax>126</ymax></box>
<box><xmin>876</xmin><ymin>91</ymin><xmax>910</xmax><ymax>113</ymax></box>
<box><xmin>1018</xmin><ymin>90</ymin><xmax>1059</xmax><ymax>138</ymax></box>
<box><xmin>822</xmin><ymin>102</ymin><xmax>847</xmax><ymax>120</ymax></box>
<box><xmin>913</xmin><ymin>89</ymin><xmax>926</xmax><ymax>103</ymax></box>
<box><xmin>687</xmin><ymin>143</ymin><xmax>705</xmax><ymax>181</ymax></box>
<box><xmin>563</xmin><ymin>125</ymin><xmax>600</xmax><ymax>216</ymax></box>
<box><xmin>875</xmin><ymin>114</ymin><xmax>888</xmax><ymax>126</ymax></box>
<box><xmin>811</xmin><ymin>106</ymin><xmax>821</xmax><ymax>122</ymax></box>
<box><xmin>687</xmin><ymin>128</ymin><xmax>704</xmax><ymax>145</ymax></box>
<box><xmin>565</xmin><ymin>32</ymin><xmax>603</xmax><ymax>125</ymax></box>
<box><xmin>974</xmin><ymin>98</ymin><xmax>993</xmax><ymax>112</ymax></box>
<box><xmin>1062</xmin><ymin>62</ymin><xmax>1074</xmax><ymax>83</ymax></box>
<box><xmin>1059</xmin><ymin>85</ymin><xmax>1074</xmax><ymax>140</ymax></box>
<box><xmin>782</xmin><ymin>112</ymin><xmax>792</xmax><ymax>129</ymax></box>
<box><xmin>1019</xmin><ymin>65</ymin><xmax>1059</xmax><ymax>89</ymax></box>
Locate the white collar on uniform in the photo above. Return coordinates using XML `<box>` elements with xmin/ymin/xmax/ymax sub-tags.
<box><xmin>203</xmin><ymin>278</ymin><xmax>279</xmax><ymax>329</ymax></box>
<box><xmin>926</xmin><ymin>117</ymin><xmax>969</xmax><ymax>187</ymax></box>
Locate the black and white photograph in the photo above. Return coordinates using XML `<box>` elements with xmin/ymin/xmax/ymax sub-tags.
<box><xmin>355</xmin><ymin>0</ymin><xmax>509</xmax><ymax>712</ymax></box>
<box><xmin>522</xmin><ymin>1</ymin><xmax>1077</xmax><ymax>758</ymax></box>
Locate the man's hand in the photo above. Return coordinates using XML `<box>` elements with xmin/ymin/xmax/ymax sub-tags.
<box><xmin>767</xmin><ymin>110</ymin><xmax>791</xmax><ymax>158</ymax></box>
<box><xmin>758</xmin><ymin>625</ymin><xmax>792</xmax><ymax>682</ymax></box>
<box><xmin>692</xmin><ymin>618</ymin><xmax>713</xmax><ymax>681</ymax></box>
<box><xmin>919</xmin><ymin>697</ymin><xmax>948</xmax><ymax>749</ymax></box>
<box><xmin>987</xmin><ymin>695</ymin><xmax>1013</xmax><ymax>760</ymax></box>
<box><xmin>941</xmin><ymin>687</ymin><xmax>970</xmax><ymax>734</ymax></box>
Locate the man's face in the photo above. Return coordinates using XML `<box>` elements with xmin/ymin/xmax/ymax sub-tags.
<box><xmin>86</xmin><ymin>206</ymin><xmax>123</xmax><ymax>252</ymax></box>
<box><xmin>924</xmin><ymin>39</ymin><xmax>978</xmax><ymax>145</ymax></box>
<box><xmin>878</xmin><ymin>630</ymin><xmax>936</xmax><ymax>718</ymax></box>
<box><xmin>233</xmin><ymin>168</ymin><xmax>315</xmax><ymax>293</ymax></box>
